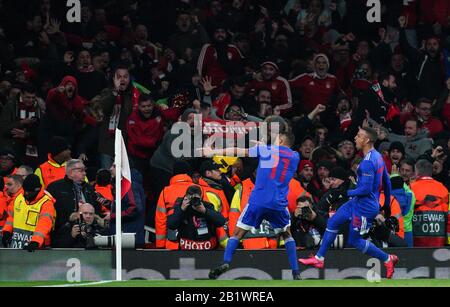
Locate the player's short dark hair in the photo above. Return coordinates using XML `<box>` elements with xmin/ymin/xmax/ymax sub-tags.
<box><xmin>296</xmin><ymin>195</ymin><xmax>313</xmax><ymax>205</ymax></box>
<box><xmin>360</xmin><ymin>126</ymin><xmax>378</xmax><ymax>144</ymax></box>
<box><xmin>280</xmin><ymin>131</ymin><xmax>295</xmax><ymax>148</ymax></box>
<box><xmin>400</xmin><ymin>158</ymin><xmax>415</xmax><ymax>169</ymax></box>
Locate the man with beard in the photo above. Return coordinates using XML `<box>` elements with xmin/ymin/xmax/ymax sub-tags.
<box><xmin>57</xmin><ymin>50</ymin><xmax>108</xmax><ymax>100</ymax></box>
<box><xmin>399</xmin><ymin>16</ymin><xmax>445</xmax><ymax>101</ymax></box>
<box><xmin>350</xmin><ymin>72</ymin><xmax>401</xmax><ymax>136</ymax></box>
<box><xmin>38</xmin><ymin>76</ymin><xmax>97</xmax><ymax>163</ymax></box>
<box><xmin>298</xmin><ymin>136</ymin><xmax>315</xmax><ymax>161</ymax></box>
<box><xmin>0</xmin><ymin>83</ymin><xmax>42</xmax><ymax>166</ymax></box>
<box><xmin>197</xmin><ymin>24</ymin><xmax>244</xmax><ymax>89</ymax></box>
<box><xmin>95</xmin><ymin>65</ymin><xmax>136</xmax><ymax>169</ymax></box>
<box><xmin>297</xmin><ymin>160</ymin><xmax>314</xmax><ymax>190</ymax></box>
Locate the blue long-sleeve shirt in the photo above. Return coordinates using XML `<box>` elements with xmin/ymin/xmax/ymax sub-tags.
<box><xmin>348</xmin><ymin>149</ymin><xmax>391</xmax><ymax>214</ymax></box>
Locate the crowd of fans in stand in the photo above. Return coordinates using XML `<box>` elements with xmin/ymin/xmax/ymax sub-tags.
<box><xmin>0</xmin><ymin>0</ymin><xmax>449</xmax><ymax>251</ymax></box>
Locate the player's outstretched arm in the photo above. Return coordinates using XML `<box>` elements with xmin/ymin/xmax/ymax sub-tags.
<box><xmin>200</xmin><ymin>146</ymin><xmax>249</xmax><ymax>157</ymax></box>
<box><xmin>347</xmin><ymin>160</ymin><xmax>374</xmax><ymax>197</ymax></box>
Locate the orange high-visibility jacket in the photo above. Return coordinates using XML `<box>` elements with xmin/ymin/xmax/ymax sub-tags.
<box><xmin>287</xmin><ymin>178</ymin><xmax>312</xmax><ymax>214</ymax></box>
<box><xmin>379</xmin><ymin>193</ymin><xmax>405</xmax><ymax>239</ymax></box>
<box><xmin>410</xmin><ymin>177</ymin><xmax>449</xmax><ymax>247</ymax></box>
<box><xmin>155</xmin><ymin>174</ymin><xmax>201</xmax><ymax>249</ymax></box>
<box><xmin>3</xmin><ymin>189</ymin><xmax>55</xmax><ymax>247</ymax></box>
<box><xmin>0</xmin><ymin>192</ymin><xmax>7</xmax><ymax>229</ymax></box>
<box><xmin>35</xmin><ymin>155</ymin><xmax>66</xmax><ymax>189</ymax></box>
<box><xmin>95</xmin><ymin>184</ymin><xmax>113</xmax><ymax>214</ymax></box>
<box><xmin>229</xmin><ymin>178</ymin><xmax>278</xmax><ymax>249</ymax></box>
<box><xmin>198</xmin><ymin>178</ymin><xmax>230</xmax><ymax>248</ymax></box>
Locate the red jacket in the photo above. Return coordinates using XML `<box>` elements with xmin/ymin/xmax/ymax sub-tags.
<box><xmin>247</xmin><ymin>77</ymin><xmax>293</xmax><ymax>114</ymax></box>
<box><xmin>400</xmin><ymin>111</ymin><xmax>444</xmax><ymax>138</ymax></box>
<box><xmin>289</xmin><ymin>73</ymin><xmax>342</xmax><ymax>114</ymax></box>
<box><xmin>419</xmin><ymin>0</ymin><xmax>450</xmax><ymax>26</ymax></box>
<box><xmin>46</xmin><ymin>76</ymin><xmax>97</xmax><ymax>126</ymax></box>
<box><xmin>126</xmin><ymin>109</ymin><xmax>165</xmax><ymax>159</ymax></box>
<box><xmin>197</xmin><ymin>44</ymin><xmax>244</xmax><ymax>87</ymax></box>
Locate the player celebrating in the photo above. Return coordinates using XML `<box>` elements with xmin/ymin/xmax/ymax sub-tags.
<box><xmin>204</xmin><ymin>131</ymin><xmax>301</xmax><ymax>280</ymax></box>
<box><xmin>299</xmin><ymin>127</ymin><xmax>399</xmax><ymax>278</ymax></box>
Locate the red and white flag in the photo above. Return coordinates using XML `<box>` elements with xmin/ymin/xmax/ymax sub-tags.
<box><xmin>115</xmin><ymin>129</ymin><xmax>132</xmax><ymax>198</ymax></box>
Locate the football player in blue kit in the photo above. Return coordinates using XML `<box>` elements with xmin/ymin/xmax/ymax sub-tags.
<box><xmin>204</xmin><ymin>131</ymin><xmax>302</xmax><ymax>280</ymax></box>
<box><xmin>299</xmin><ymin>127</ymin><xmax>399</xmax><ymax>279</ymax></box>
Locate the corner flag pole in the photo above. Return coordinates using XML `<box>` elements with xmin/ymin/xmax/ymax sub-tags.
<box><xmin>114</xmin><ymin>129</ymin><xmax>123</xmax><ymax>281</ymax></box>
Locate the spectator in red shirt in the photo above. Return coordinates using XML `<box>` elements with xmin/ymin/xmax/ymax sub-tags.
<box><xmin>197</xmin><ymin>23</ymin><xmax>244</xmax><ymax>88</ymax></box>
<box><xmin>247</xmin><ymin>61</ymin><xmax>293</xmax><ymax>115</ymax></box>
<box><xmin>401</xmin><ymin>98</ymin><xmax>444</xmax><ymax>137</ymax></box>
<box><xmin>289</xmin><ymin>53</ymin><xmax>342</xmax><ymax>115</ymax></box>
<box><xmin>38</xmin><ymin>75</ymin><xmax>97</xmax><ymax>163</ymax></box>
<box><xmin>126</xmin><ymin>94</ymin><xmax>166</xmax><ymax>174</ymax></box>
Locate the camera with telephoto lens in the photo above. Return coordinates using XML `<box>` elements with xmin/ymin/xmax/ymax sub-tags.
<box><xmin>93</xmin><ymin>233</ymin><xmax>136</xmax><ymax>249</ymax></box>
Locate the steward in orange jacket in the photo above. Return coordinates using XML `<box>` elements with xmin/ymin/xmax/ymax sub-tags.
<box><xmin>35</xmin><ymin>137</ymin><xmax>72</xmax><ymax>189</ymax></box>
<box><xmin>287</xmin><ymin>178</ymin><xmax>312</xmax><ymax>214</ymax></box>
<box><xmin>155</xmin><ymin>173</ymin><xmax>205</xmax><ymax>249</ymax></box>
<box><xmin>0</xmin><ymin>189</ymin><xmax>6</xmax><ymax>231</ymax></box>
<box><xmin>2</xmin><ymin>175</ymin><xmax>55</xmax><ymax>250</ymax></box>
<box><xmin>198</xmin><ymin>171</ymin><xmax>230</xmax><ymax>248</ymax></box>
<box><xmin>379</xmin><ymin>193</ymin><xmax>405</xmax><ymax>239</ymax></box>
<box><xmin>229</xmin><ymin>177</ymin><xmax>279</xmax><ymax>249</ymax></box>
<box><xmin>1</xmin><ymin>175</ymin><xmax>24</xmax><ymax>230</ymax></box>
<box><xmin>411</xmin><ymin>175</ymin><xmax>449</xmax><ymax>247</ymax></box>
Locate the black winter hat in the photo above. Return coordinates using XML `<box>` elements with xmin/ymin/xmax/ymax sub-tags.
<box><xmin>49</xmin><ymin>136</ymin><xmax>70</xmax><ymax>157</ymax></box>
<box><xmin>329</xmin><ymin>167</ymin><xmax>348</xmax><ymax>181</ymax></box>
<box><xmin>316</xmin><ymin>160</ymin><xmax>335</xmax><ymax>172</ymax></box>
<box><xmin>200</xmin><ymin>160</ymin><xmax>221</xmax><ymax>176</ymax></box>
<box><xmin>22</xmin><ymin>174</ymin><xmax>42</xmax><ymax>192</ymax></box>
<box><xmin>389</xmin><ymin>141</ymin><xmax>405</xmax><ymax>156</ymax></box>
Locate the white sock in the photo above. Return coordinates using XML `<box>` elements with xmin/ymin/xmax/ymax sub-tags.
<box><xmin>315</xmin><ymin>255</ymin><xmax>324</xmax><ymax>261</ymax></box>
<box><xmin>384</xmin><ymin>255</ymin><xmax>391</xmax><ymax>263</ymax></box>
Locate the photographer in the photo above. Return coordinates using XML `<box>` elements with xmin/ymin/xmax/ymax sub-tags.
<box><xmin>167</xmin><ymin>185</ymin><xmax>226</xmax><ymax>250</ymax></box>
<box><xmin>365</xmin><ymin>214</ymin><xmax>407</xmax><ymax>248</ymax></box>
<box><xmin>62</xmin><ymin>203</ymin><xmax>108</xmax><ymax>248</ymax></box>
<box><xmin>291</xmin><ymin>196</ymin><xmax>330</xmax><ymax>249</ymax></box>
<box><xmin>294</xmin><ymin>167</ymin><xmax>353</xmax><ymax>249</ymax></box>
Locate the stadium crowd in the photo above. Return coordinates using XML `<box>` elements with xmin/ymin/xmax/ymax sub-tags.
<box><xmin>0</xmin><ymin>0</ymin><xmax>449</xmax><ymax>251</ymax></box>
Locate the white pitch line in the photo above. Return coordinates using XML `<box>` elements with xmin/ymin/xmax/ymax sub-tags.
<box><xmin>35</xmin><ymin>280</ymin><xmax>116</xmax><ymax>287</ymax></box>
